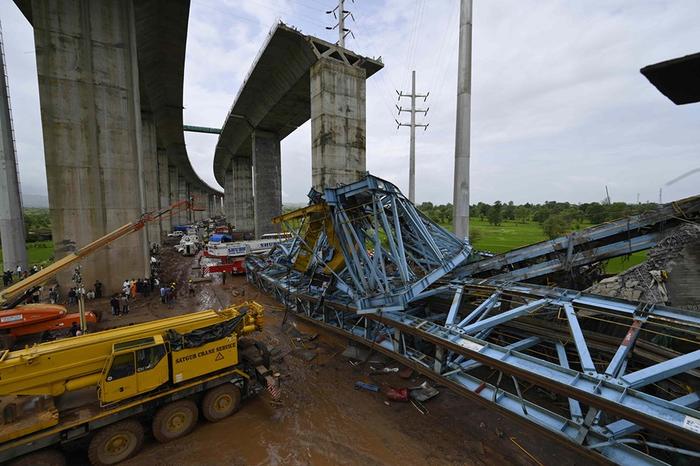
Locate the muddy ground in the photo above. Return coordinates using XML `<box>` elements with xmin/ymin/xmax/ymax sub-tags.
<box><xmin>68</xmin><ymin>246</ymin><xmax>592</xmax><ymax>466</ymax></box>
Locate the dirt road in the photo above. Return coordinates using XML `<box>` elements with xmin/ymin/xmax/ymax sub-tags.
<box><xmin>79</xmin><ymin>247</ymin><xmax>590</xmax><ymax>466</ymax></box>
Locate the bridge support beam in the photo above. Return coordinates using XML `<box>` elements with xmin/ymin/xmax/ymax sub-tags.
<box><xmin>232</xmin><ymin>156</ymin><xmax>254</xmax><ymax>235</ymax></box>
<box><xmin>0</xmin><ymin>19</ymin><xmax>27</xmax><ymax>272</ymax></box>
<box><xmin>224</xmin><ymin>163</ymin><xmax>235</xmax><ymax>226</ymax></box>
<box><xmin>32</xmin><ymin>0</ymin><xmax>146</xmax><ymax>293</ymax></box>
<box><xmin>252</xmin><ymin>131</ymin><xmax>281</xmax><ymax>237</ymax></box>
<box><xmin>141</xmin><ymin>113</ymin><xmax>160</xmax><ymax>246</ymax></box>
<box><xmin>169</xmin><ymin>166</ymin><xmax>181</xmax><ymax>226</ymax></box>
<box><xmin>157</xmin><ymin>150</ymin><xmax>170</xmax><ymax>234</ymax></box>
<box><xmin>310</xmin><ymin>58</ymin><xmax>367</xmax><ymax>191</ymax></box>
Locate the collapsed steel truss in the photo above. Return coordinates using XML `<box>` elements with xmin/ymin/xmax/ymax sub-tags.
<box><xmin>248</xmin><ymin>174</ymin><xmax>700</xmax><ymax>464</ymax></box>
<box><xmin>457</xmin><ymin>194</ymin><xmax>700</xmax><ymax>283</ymax></box>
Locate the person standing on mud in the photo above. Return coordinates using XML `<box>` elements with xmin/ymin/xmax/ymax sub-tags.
<box><xmin>110</xmin><ymin>295</ymin><xmax>120</xmax><ymax>316</ymax></box>
<box><xmin>188</xmin><ymin>280</ymin><xmax>195</xmax><ymax>297</ymax></box>
<box><xmin>120</xmin><ymin>293</ymin><xmax>129</xmax><ymax>315</ymax></box>
<box><xmin>130</xmin><ymin>279</ymin><xmax>137</xmax><ymax>299</ymax></box>
<box><xmin>94</xmin><ymin>280</ymin><xmax>103</xmax><ymax>299</ymax></box>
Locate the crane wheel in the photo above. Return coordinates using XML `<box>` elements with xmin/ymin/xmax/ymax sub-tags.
<box><xmin>152</xmin><ymin>399</ymin><xmax>199</xmax><ymax>443</ymax></box>
<box><xmin>87</xmin><ymin>419</ymin><xmax>144</xmax><ymax>466</ymax></box>
<box><xmin>9</xmin><ymin>449</ymin><xmax>66</xmax><ymax>466</ymax></box>
<box><xmin>202</xmin><ymin>384</ymin><xmax>241</xmax><ymax>422</ymax></box>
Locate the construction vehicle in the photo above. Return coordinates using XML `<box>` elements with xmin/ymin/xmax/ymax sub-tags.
<box><xmin>202</xmin><ymin>233</ymin><xmax>293</xmax><ymax>275</ymax></box>
<box><xmin>0</xmin><ymin>301</ymin><xmax>274</xmax><ymax>466</ymax></box>
<box><xmin>0</xmin><ymin>200</ymin><xmax>192</xmax><ymax>349</ymax></box>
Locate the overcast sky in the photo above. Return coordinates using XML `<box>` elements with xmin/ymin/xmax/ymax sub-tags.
<box><xmin>2</xmin><ymin>0</ymin><xmax>699</xmax><ymax>205</ymax></box>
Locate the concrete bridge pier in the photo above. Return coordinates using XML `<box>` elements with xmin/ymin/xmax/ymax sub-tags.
<box><xmin>157</xmin><ymin>149</ymin><xmax>170</xmax><ymax>234</ymax></box>
<box><xmin>310</xmin><ymin>57</ymin><xmax>367</xmax><ymax>191</ymax></box>
<box><xmin>223</xmin><ymin>164</ymin><xmax>234</xmax><ymax>226</ymax></box>
<box><xmin>252</xmin><ymin>131</ymin><xmax>281</xmax><ymax>237</ymax></box>
<box><xmin>169</xmin><ymin>165</ymin><xmax>181</xmax><ymax>227</ymax></box>
<box><xmin>232</xmin><ymin>156</ymin><xmax>254</xmax><ymax>235</ymax></box>
<box><xmin>32</xmin><ymin>0</ymin><xmax>147</xmax><ymax>293</ymax></box>
<box><xmin>141</xmin><ymin>112</ymin><xmax>160</xmax><ymax>246</ymax></box>
<box><xmin>0</xmin><ymin>17</ymin><xmax>27</xmax><ymax>272</ymax></box>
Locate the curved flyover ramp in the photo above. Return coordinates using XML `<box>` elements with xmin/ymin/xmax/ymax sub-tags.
<box><xmin>213</xmin><ymin>22</ymin><xmax>383</xmax><ymax>237</ymax></box>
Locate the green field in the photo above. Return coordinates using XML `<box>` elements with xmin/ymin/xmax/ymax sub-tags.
<box><xmin>0</xmin><ymin>241</ymin><xmax>54</xmax><ymax>268</ymax></box>
<box><xmin>445</xmin><ymin>218</ymin><xmax>645</xmax><ymax>275</ymax></box>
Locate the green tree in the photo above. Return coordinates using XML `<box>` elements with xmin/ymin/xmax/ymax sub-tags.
<box><xmin>542</xmin><ymin>213</ymin><xmax>571</xmax><ymax>239</ymax></box>
<box><xmin>487</xmin><ymin>201</ymin><xmax>503</xmax><ymax>226</ymax></box>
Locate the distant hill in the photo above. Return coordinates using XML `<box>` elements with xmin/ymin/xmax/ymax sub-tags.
<box><xmin>22</xmin><ymin>193</ymin><xmax>49</xmax><ymax>208</ymax></box>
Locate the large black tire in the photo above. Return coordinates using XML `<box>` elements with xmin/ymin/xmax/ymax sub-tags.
<box><xmin>87</xmin><ymin>419</ymin><xmax>144</xmax><ymax>466</ymax></box>
<box><xmin>9</xmin><ymin>449</ymin><xmax>66</xmax><ymax>466</ymax></box>
<box><xmin>152</xmin><ymin>399</ymin><xmax>199</xmax><ymax>443</ymax></box>
<box><xmin>201</xmin><ymin>384</ymin><xmax>241</xmax><ymax>422</ymax></box>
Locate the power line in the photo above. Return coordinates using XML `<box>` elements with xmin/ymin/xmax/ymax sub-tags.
<box><xmin>395</xmin><ymin>70</ymin><xmax>430</xmax><ymax>203</ymax></box>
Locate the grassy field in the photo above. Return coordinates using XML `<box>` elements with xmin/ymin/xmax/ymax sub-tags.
<box><xmin>0</xmin><ymin>241</ymin><xmax>54</xmax><ymax>268</ymax></box>
<box><xmin>446</xmin><ymin>218</ymin><xmax>645</xmax><ymax>275</ymax></box>
<box><xmin>0</xmin><ymin>219</ymin><xmax>646</xmax><ymax>275</ymax></box>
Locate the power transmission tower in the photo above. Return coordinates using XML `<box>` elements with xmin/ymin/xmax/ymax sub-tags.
<box><xmin>396</xmin><ymin>70</ymin><xmax>429</xmax><ymax>203</ymax></box>
<box><xmin>326</xmin><ymin>0</ymin><xmax>355</xmax><ymax>48</ymax></box>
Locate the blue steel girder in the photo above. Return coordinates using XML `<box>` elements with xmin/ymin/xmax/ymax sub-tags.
<box><xmin>247</xmin><ymin>264</ymin><xmax>700</xmax><ymax>464</ymax></box>
<box><xmin>249</xmin><ymin>175</ymin><xmax>700</xmax><ymax>464</ymax></box>
<box><xmin>455</xmin><ymin>193</ymin><xmax>700</xmax><ymax>282</ymax></box>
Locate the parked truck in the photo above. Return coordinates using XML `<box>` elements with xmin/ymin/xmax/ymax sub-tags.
<box><xmin>0</xmin><ymin>300</ymin><xmax>275</xmax><ymax>466</ymax></box>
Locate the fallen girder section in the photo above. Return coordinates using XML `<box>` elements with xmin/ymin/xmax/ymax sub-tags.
<box><xmin>247</xmin><ymin>262</ymin><xmax>700</xmax><ymax>464</ymax></box>
<box><xmin>272</xmin><ymin>174</ymin><xmax>472</xmax><ymax>313</ymax></box>
<box><xmin>456</xmin><ymin>194</ymin><xmax>700</xmax><ymax>283</ymax></box>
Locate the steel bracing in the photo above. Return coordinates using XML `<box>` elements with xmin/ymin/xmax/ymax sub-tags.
<box><xmin>456</xmin><ymin>194</ymin><xmax>700</xmax><ymax>283</ymax></box>
<box><xmin>247</xmin><ymin>174</ymin><xmax>700</xmax><ymax>464</ymax></box>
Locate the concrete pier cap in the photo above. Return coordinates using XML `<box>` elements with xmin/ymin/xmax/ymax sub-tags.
<box><xmin>213</xmin><ymin>22</ymin><xmax>383</xmax><ymax>237</ymax></box>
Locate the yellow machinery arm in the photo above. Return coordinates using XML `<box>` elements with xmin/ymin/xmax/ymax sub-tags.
<box><xmin>0</xmin><ymin>301</ymin><xmax>264</xmax><ymax>397</ymax></box>
<box><xmin>0</xmin><ymin>199</ymin><xmax>192</xmax><ymax>306</ymax></box>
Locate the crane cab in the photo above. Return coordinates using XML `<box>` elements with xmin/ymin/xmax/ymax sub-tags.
<box><xmin>100</xmin><ymin>336</ymin><xmax>169</xmax><ymax>404</ymax></box>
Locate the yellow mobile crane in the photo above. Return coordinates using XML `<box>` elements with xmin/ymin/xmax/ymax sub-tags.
<box><xmin>0</xmin><ymin>301</ymin><xmax>272</xmax><ymax>466</ymax></box>
<box><xmin>0</xmin><ymin>199</ymin><xmax>192</xmax><ymax>348</ymax></box>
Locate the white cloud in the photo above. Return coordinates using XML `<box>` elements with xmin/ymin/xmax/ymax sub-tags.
<box><xmin>3</xmin><ymin>0</ymin><xmax>700</xmax><ymax>205</ymax></box>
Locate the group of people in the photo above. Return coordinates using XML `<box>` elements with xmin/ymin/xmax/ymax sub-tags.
<box><xmin>2</xmin><ymin>265</ymin><xmax>42</xmax><ymax>286</ymax></box>
<box><xmin>159</xmin><ymin>282</ymin><xmax>178</xmax><ymax>305</ymax></box>
<box><xmin>109</xmin><ymin>293</ymin><xmax>131</xmax><ymax>316</ymax></box>
<box><xmin>122</xmin><ymin>277</ymin><xmax>158</xmax><ymax>298</ymax></box>
<box><xmin>62</xmin><ymin>280</ymin><xmax>103</xmax><ymax>305</ymax></box>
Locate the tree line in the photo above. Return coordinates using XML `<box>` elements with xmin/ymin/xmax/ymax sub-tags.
<box><xmin>418</xmin><ymin>200</ymin><xmax>659</xmax><ymax>239</ymax></box>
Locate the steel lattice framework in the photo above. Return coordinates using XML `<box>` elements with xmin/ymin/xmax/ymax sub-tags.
<box><xmin>248</xmin><ymin>174</ymin><xmax>700</xmax><ymax>464</ymax></box>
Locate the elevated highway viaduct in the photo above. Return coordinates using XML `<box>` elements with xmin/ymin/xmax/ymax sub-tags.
<box><xmin>13</xmin><ymin>0</ymin><xmax>223</xmax><ymax>293</ymax></box>
<box><xmin>213</xmin><ymin>23</ymin><xmax>383</xmax><ymax>237</ymax></box>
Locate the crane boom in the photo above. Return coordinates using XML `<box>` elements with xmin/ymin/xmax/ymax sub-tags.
<box><xmin>0</xmin><ymin>199</ymin><xmax>192</xmax><ymax>306</ymax></box>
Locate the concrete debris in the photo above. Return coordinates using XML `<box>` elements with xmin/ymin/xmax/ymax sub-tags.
<box><xmin>586</xmin><ymin>224</ymin><xmax>700</xmax><ymax>307</ymax></box>
<box><xmin>342</xmin><ymin>345</ymin><xmax>371</xmax><ymax>361</ymax></box>
<box><xmin>410</xmin><ymin>381</ymin><xmax>439</xmax><ymax>402</ymax></box>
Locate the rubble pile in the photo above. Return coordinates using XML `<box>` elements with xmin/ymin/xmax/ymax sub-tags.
<box><xmin>586</xmin><ymin>223</ymin><xmax>700</xmax><ymax>305</ymax></box>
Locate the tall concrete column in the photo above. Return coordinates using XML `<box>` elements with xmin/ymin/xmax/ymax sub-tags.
<box><xmin>207</xmin><ymin>194</ymin><xmax>214</xmax><ymax>219</ymax></box>
<box><xmin>178</xmin><ymin>176</ymin><xmax>188</xmax><ymax>225</ymax></box>
<box><xmin>141</xmin><ymin>112</ymin><xmax>160</xmax><ymax>246</ymax></box>
<box><xmin>310</xmin><ymin>57</ymin><xmax>367</xmax><ymax>191</ymax></box>
<box><xmin>452</xmin><ymin>0</ymin><xmax>473</xmax><ymax>240</ymax></box>
<box><xmin>252</xmin><ymin>131</ymin><xmax>281</xmax><ymax>237</ymax></box>
<box><xmin>169</xmin><ymin>165</ymin><xmax>180</xmax><ymax>227</ymax></box>
<box><xmin>0</xmin><ymin>18</ymin><xmax>27</xmax><ymax>272</ymax></box>
<box><xmin>32</xmin><ymin>0</ymin><xmax>146</xmax><ymax>293</ymax></box>
<box><xmin>223</xmin><ymin>164</ymin><xmax>234</xmax><ymax>225</ymax></box>
<box><xmin>157</xmin><ymin>149</ymin><xmax>170</xmax><ymax>233</ymax></box>
<box><xmin>232</xmin><ymin>156</ymin><xmax>254</xmax><ymax>234</ymax></box>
